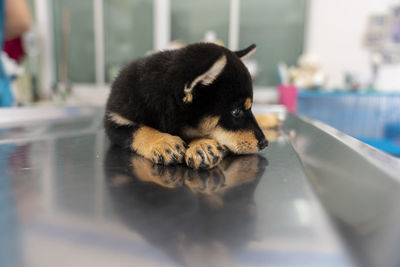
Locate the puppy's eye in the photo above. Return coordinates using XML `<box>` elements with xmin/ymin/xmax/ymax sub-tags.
<box><xmin>232</xmin><ymin>108</ymin><xmax>243</xmax><ymax>118</ymax></box>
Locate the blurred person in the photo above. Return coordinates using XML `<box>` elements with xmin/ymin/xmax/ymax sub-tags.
<box><xmin>0</xmin><ymin>0</ymin><xmax>31</xmax><ymax>107</ymax></box>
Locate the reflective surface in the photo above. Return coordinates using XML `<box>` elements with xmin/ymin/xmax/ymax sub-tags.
<box><xmin>1</xmin><ymin>106</ymin><xmax>386</xmax><ymax>267</ymax></box>
<box><xmin>285</xmin><ymin>114</ymin><xmax>400</xmax><ymax>267</ymax></box>
<box><xmin>105</xmin><ymin>147</ymin><xmax>268</xmax><ymax>266</ymax></box>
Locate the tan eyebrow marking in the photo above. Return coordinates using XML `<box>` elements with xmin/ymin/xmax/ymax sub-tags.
<box><xmin>244</xmin><ymin>98</ymin><xmax>252</xmax><ymax>110</ymax></box>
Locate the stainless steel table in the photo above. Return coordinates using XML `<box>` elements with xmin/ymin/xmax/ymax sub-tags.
<box><xmin>0</xmin><ymin>106</ymin><xmax>399</xmax><ymax>267</ymax></box>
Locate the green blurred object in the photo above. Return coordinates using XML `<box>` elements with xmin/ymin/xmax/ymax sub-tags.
<box><xmin>53</xmin><ymin>0</ymin><xmax>96</xmax><ymax>83</ymax></box>
<box><xmin>50</xmin><ymin>0</ymin><xmax>307</xmax><ymax>87</ymax></box>
<box><xmin>240</xmin><ymin>0</ymin><xmax>307</xmax><ymax>86</ymax></box>
<box><xmin>171</xmin><ymin>0</ymin><xmax>229</xmax><ymax>45</ymax></box>
<box><xmin>104</xmin><ymin>0</ymin><xmax>153</xmax><ymax>83</ymax></box>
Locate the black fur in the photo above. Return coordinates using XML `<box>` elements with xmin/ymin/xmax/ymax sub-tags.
<box><xmin>104</xmin><ymin>42</ymin><xmax>267</xmax><ymax>166</ymax></box>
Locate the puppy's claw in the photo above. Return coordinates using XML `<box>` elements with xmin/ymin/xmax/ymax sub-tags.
<box><xmin>165</xmin><ymin>148</ymin><xmax>179</xmax><ymax>164</ymax></box>
<box><xmin>196</xmin><ymin>150</ymin><xmax>205</xmax><ymax>161</ymax></box>
<box><xmin>157</xmin><ymin>155</ymin><xmax>164</xmax><ymax>165</ymax></box>
<box><xmin>212</xmin><ymin>155</ymin><xmax>220</xmax><ymax>164</ymax></box>
<box><xmin>199</xmin><ymin>161</ymin><xmax>209</xmax><ymax>169</ymax></box>
<box><xmin>187</xmin><ymin>158</ymin><xmax>194</xmax><ymax>168</ymax></box>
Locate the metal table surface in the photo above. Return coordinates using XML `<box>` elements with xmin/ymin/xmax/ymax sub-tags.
<box><xmin>0</xmin><ymin>106</ymin><xmax>399</xmax><ymax>267</ymax></box>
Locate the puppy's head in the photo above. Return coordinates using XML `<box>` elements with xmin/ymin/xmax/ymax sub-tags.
<box><xmin>179</xmin><ymin>43</ymin><xmax>268</xmax><ymax>154</ymax></box>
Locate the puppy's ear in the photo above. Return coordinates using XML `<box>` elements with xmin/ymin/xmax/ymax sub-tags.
<box><xmin>183</xmin><ymin>54</ymin><xmax>227</xmax><ymax>104</ymax></box>
<box><xmin>234</xmin><ymin>44</ymin><xmax>256</xmax><ymax>61</ymax></box>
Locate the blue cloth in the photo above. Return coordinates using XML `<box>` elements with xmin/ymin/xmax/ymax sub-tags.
<box><xmin>358</xmin><ymin>138</ymin><xmax>400</xmax><ymax>157</ymax></box>
<box><xmin>0</xmin><ymin>142</ymin><xmax>20</xmax><ymax>267</ymax></box>
<box><xmin>0</xmin><ymin>0</ymin><xmax>13</xmax><ymax>107</ymax></box>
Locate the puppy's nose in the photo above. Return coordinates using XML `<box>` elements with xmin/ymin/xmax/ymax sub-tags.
<box><xmin>258</xmin><ymin>139</ymin><xmax>268</xmax><ymax>150</ymax></box>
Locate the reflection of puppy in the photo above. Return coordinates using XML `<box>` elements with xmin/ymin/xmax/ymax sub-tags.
<box><xmin>104</xmin><ymin>43</ymin><xmax>268</xmax><ymax>169</ymax></box>
<box><xmin>104</xmin><ymin>146</ymin><xmax>268</xmax><ymax>266</ymax></box>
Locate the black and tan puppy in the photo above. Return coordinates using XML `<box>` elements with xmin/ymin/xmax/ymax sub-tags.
<box><xmin>104</xmin><ymin>43</ymin><xmax>268</xmax><ymax>169</ymax></box>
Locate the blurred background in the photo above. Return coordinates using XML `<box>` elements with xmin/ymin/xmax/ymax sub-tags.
<box><xmin>2</xmin><ymin>0</ymin><xmax>400</xmax><ymax>156</ymax></box>
<box><xmin>2</xmin><ymin>2</ymin><xmax>400</xmax><ymax>267</ymax></box>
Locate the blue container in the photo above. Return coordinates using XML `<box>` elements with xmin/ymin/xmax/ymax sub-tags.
<box><xmin>297</xmin><ymin>91</ymin><xmax>400</xmax><ymax>156</ymax></box>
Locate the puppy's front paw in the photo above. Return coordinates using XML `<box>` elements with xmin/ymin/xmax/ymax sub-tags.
<box><xmin>185</xmin><ymin>139</ymin><xmax>225</xmax><ymax>169</ymax></box>
<box><xmin>131</xmin><ymin>127</ymin><xmax>187</xmax><ymax>165</ymax></box>
<box><xmin>149</xmin><ymin>135</ymin><xmax>187</xmax><ymax>165</ymax></box>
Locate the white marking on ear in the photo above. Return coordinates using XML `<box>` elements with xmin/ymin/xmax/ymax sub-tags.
<box><xmin>182</xmin><ymin>55</ymin><xmax>227</xmax><ymax>103</ymax></box>
<box><xmin>199</xmin><ymin>55</ymin><xmax>227</xmax><ymax>86</ymax></box>
<box><xmin>239</xmin><ymin>46</ymin><xmax>256</xmax><ymax>61</ymax></box>
<box><xmin>108</xmin><ymin>112</ymin><xmax>134</xmax><ymax>126</ymax></box>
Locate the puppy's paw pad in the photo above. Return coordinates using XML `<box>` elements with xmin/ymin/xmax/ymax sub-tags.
<box><xmin>185</xmin><ymin>139</ymin><xmax>224</xmax><ymax>169</ymax></box>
